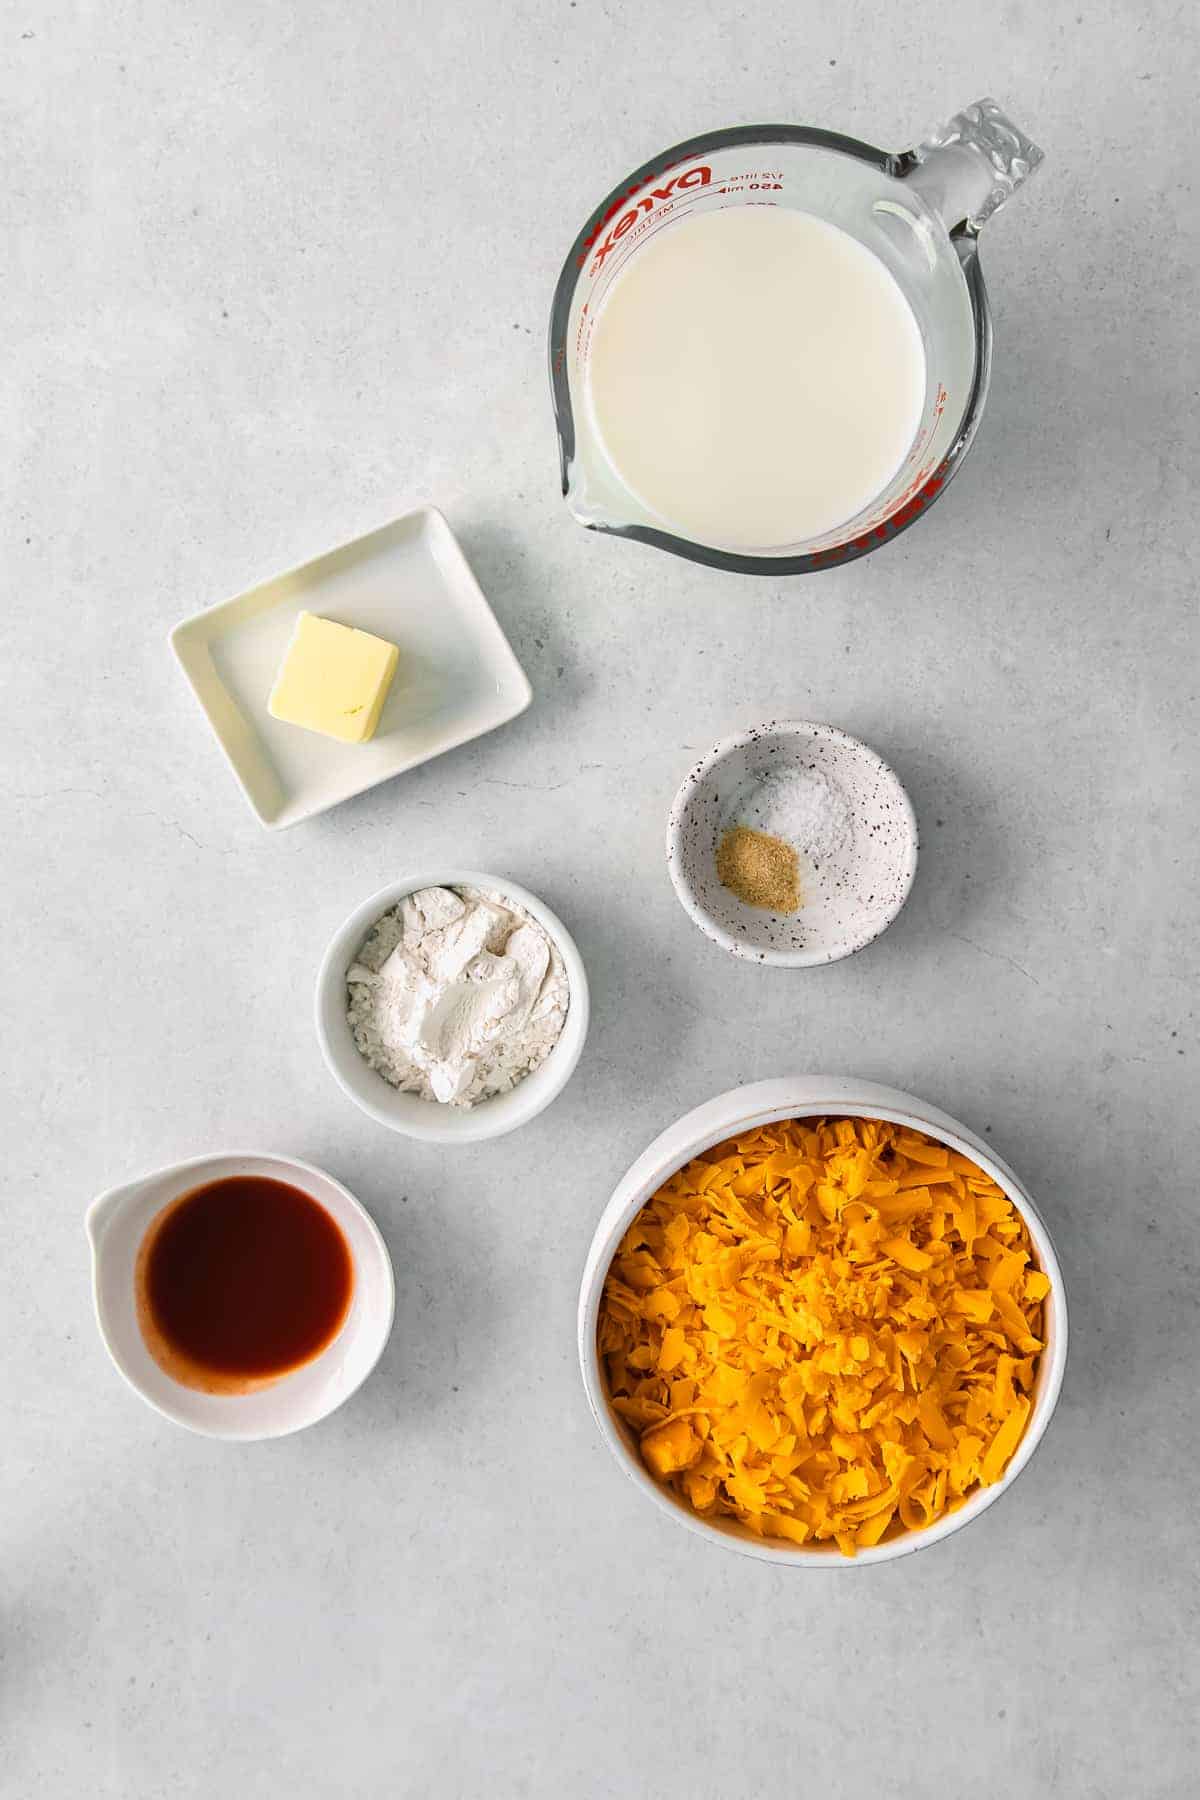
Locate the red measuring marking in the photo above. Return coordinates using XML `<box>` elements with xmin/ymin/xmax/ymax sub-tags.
<box><xmin>579</xmin><ymin>164</ymin><xmax>713</xmax><ymax>272</ymax></box>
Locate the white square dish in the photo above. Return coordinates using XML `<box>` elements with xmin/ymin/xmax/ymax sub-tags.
<box><xmin>170</xmin><ymin>507</ymin><xmax>532</xmax><ymax>829</ymax></box>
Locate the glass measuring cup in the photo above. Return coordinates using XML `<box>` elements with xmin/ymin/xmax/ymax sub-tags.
<box><xmin>549</xmin><ymin>99</ymin><xmax>1043</xmax><ymax>575</ymax></box>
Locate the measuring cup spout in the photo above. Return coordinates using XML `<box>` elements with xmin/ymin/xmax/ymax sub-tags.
<box><xmin>902</xmin><ymin>98</ymin><xmax>1044</xmax><ymax>236</ymax></box>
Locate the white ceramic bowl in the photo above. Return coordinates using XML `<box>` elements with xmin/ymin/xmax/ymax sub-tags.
<box><xmin>316</xmin><ymin>871</ymin><xmax>589</xmax><ymax>1143</ymax></box>
<box><xmin>86</xmin><ymin>1151</ymin><xmax>395</xmax><ymax>1440</ymax></box>
<box><xmin>667</xmin><ymin>721</ymin><xmax>918</xmax><ymax>966</ymax></box>
<box><xmin>579</xmin><ymin>1078</ymin><xmax>1068</xmax><ymax>1567</ymax></box>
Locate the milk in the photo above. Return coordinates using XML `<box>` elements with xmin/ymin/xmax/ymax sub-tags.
<box><xmin>585</xmin><ymin>206</ymin><xmax>927</xmax><ymax>550</ymax></box>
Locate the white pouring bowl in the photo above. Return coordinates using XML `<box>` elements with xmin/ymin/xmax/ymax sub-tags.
<box><xmin>86</xmin><ymin>1151</ymin><xmax>395</xmax><ymax>1440</ymax></box>
<box><xmin>578</xmin><ymin>1078</ymin><xmax>1068</xmax><ymax>1566</ymax></box>
<box><xmin>667</xmin><ymin>721</ymin><xmax>918</xmax><ymax>966</ymax></box>
<box><xmin>316</xmin><ymin>872</ymin><xmax>589</xmax><ymax>1144</ymax></box>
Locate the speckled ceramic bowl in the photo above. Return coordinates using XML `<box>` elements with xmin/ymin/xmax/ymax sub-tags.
<box><xmin>667</xmin><ymin>721</ymin><xmax>918</xmax><ymax>966</ymax></box>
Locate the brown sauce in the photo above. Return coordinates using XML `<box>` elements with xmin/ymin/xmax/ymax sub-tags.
<box><xmin>136</xmin><ymin>1175</ymin><xmax>354</xmax><ymax>1394</ymax></box>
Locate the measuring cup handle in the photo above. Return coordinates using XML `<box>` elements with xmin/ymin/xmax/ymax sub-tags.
<box><xmin>901</xmin><ymin>98</ymin><xmax>1044</xmax><ymax>235</ymax></box>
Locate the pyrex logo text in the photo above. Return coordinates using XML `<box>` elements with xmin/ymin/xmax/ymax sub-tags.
<box><xmin>587</xmin><ymin>165</ymin><xmax>711</xmax><ymax>272</ymax></box>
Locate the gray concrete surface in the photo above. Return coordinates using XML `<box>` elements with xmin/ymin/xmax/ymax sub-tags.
<box><xmin>4</xmin><ymin>2</ymin><xmax>1198</xmax><ymax>1795</ymax></box>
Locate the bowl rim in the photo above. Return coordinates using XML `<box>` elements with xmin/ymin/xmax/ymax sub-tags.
<box><xmin>666</xmin><ymin>719</ymin><xmax>919</xmax><ymax>967</ymax></box>
<box><xmin>85</xmin><ymin>1149</ymin><xmax>396</xmax><ymax>1441</ymax></box>
<box><xmin>314</xmin><ymin>870</ymin><xmax>590</xmax><ymax>1143</ymax></box>
<box><xmin>578</xmin><ymin>1078</ymin><xmax>1068</xmax><ymax>1567</ymax></box>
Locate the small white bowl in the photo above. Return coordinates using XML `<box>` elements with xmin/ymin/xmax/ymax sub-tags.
<box><xmin>86</xmin><ymin>1151</ymin><xmax>395</xmax><ymax>1440</ymax></box>
<box><xmin>315</xmin><ymin>871</ymin><xmax>589</xmax><ymax>1143</ymax></box>
<box><xmin>578</xmin><ymin>1078</ymin><xmax>1068</xmax><ymax>1567</ymax></box>
<box><xmin>667</xmin><ymin>721</ymin><xmax>918</xmax><ymax>966</ymax></box>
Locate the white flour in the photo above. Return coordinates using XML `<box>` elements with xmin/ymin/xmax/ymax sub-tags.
<box><xmin>346</xmin><ymin>885</ymin><xmax>569</xmax><ymax>1108</ymax></box>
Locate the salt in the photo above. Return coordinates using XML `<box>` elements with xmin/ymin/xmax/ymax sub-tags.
<box><xmin>735</xmin><ymin>768</ymin><xmax>852</xmax><ymax>866</ymax></box>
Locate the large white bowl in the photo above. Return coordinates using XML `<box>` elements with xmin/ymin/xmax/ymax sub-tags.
<box><xmin>86</xmin><ymin>1151</ymin><xmax>395</xmax><ymax>1440</ymax></box>
<box><xmin>316</xmin><ymin>871</ymin><xmax>589</xmax><ymax>1143</ymax></box>
<box><xmin>579</xmin><ymin>1079</ymin><xmax>1068</xmax><ymax>1566</ymax></box>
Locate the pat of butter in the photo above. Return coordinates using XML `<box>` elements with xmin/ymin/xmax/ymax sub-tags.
<box><xmin>268</xmin><ymin>612</ymin><xmax>399</xmax><ymax>744</ymax></box>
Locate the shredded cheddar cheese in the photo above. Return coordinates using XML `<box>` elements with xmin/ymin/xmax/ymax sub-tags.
<box><xmin>598</xmin><ymin>1117</ymin><xmax>1048</xmax><ymax>1555</ymax></box>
